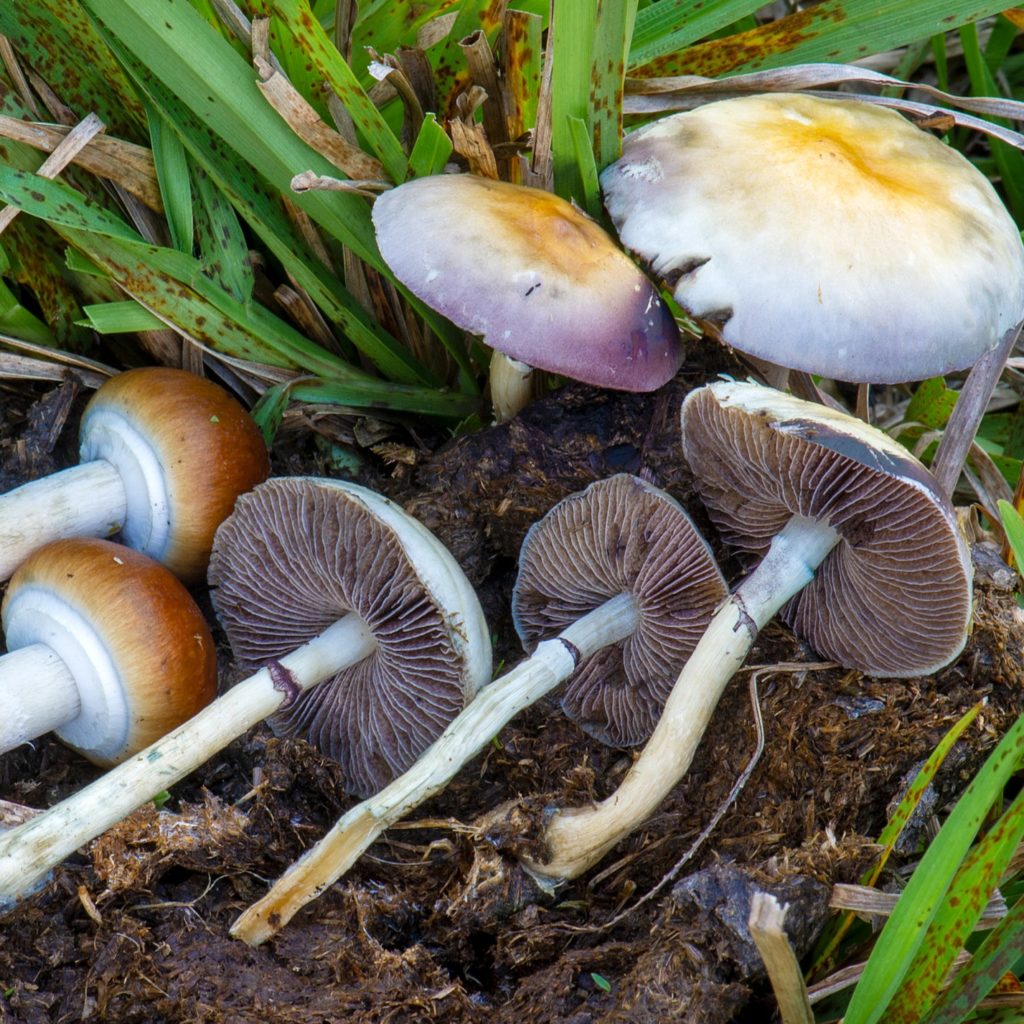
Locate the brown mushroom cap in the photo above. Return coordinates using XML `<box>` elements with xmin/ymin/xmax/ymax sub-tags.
<box><xmin>602</xmin><ymin>93</ymin><xmax>1024</xmax><ymax>383</ymax></box>
<box><xmin>1</xmin><ymin>538</ymin><xmax>217</xmax><ymax>766</ymax></box>
<box><xmin>681</xmin><ymin>381</ymin><xmax>972</xmax><ymax>675</ymax></box>
<box><xmin>79</xmin><ymin>368</ymin><xmax>270</xmax><ymax>583</ymax></box>
<box><xmin>511</xmin><ymin>474</ymin><xmax>728</xmax><ymax>745</ymax></box>
<box><xmin>208</xmin><ymin>477</ymin><xmax>491</xmax><ymax>798</ymax></box>
<box><xmin>372</xmin><ymin>175</ymin><xmax>682</xmax><ymax>392</ymax></box>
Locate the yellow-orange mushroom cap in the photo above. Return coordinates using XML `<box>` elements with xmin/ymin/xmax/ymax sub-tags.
<box><xmin>1</xmin><ymin>538</ymin><xmax>218</xmax><ymax>766</ymax></box>
<box><xmin>79</xmin><ymin>368</ymin><xmax>271</xmax><ymax>583</ymax></box>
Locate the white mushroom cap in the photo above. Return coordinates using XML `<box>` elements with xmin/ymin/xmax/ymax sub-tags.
<box><xmin>372</xmin><ymin>175</ymin><xmax>683</xmax><ymax>391</ymax></box>
<box><xmin>603</xmin><ymin>94</ymin><xmax>1024</xmax><ymax>383</ymax></box>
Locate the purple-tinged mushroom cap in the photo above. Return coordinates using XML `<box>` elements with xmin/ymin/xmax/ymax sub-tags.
<box><xmin>602</xmin><ymin>94</ymin><xmax>1024</xmax><ymax>383</ymax></box>
<box><xmin>682</xmin><ymin>381</ymin><xmax>972</xmax><ymax>675</ymax></box>
<box><xmin>511</xmin><ymin>474</ymin><xmax>728</xmax><ymax>745</ymax></box>
<box><xmin>209</xmin><ymin>477</ymin><xmax>492</xmax><ymax>798</ymax></box>
<box><xmin>372</xmin><ymin>175</ymin><xmax>682</xmax><ymax>392</ymax></box>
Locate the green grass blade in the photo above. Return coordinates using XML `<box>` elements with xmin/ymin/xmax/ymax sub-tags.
<box><xmin>885</xmin><ymin>787</ymin><xmax>1024</xmax><ymax>1022</ymax></box>
<box><xmin>843</xmin><ymin>713</ymin><xmax>1024</xmax><ymax>1024</ymax></box>
<box><xmin>287</xmin><ymin>378</ymin><xmax>479</xmax><ymax>417</ymax></box>
<box><xmin>591</xmin><ymin>0</ymin><xmax>638</xmax><ymax>170</ymax></box>
<box><xmin>408</xmin><ymin>113</ymin><xmax>454</xmax><ymax>179</ymax></box>
<box><xmin>190</xmin><ymin>162</ymin><xmax>255</xmax><ymax>305</ymax></box>
<box><xmin>550</xmin><ymin>0</ymin><xmax>597</xmax><ymax>201</ymax></box>
<box><xmin>78</xmin><ymin>299</ymin><xmax>165</xmax><ymax>333</ymax></box>
<box><xmin>631</xmin><ymin>0</ymin><xmax>1013</xmax><ymax>78</ymax></box>
<box><xmin>959</xmin><ymin>20</ymin><xmax>1024</xmax><ymax>220</ymax></box>
<box><xmin>0</xmin><ymin>275</ymin><xmax>56</xmax><ymax>346</ymax></box>
<box><xmin>998</xmin><ymin>500</ymin><xmax>1024</xmax><ymax>569</ymax></box>
<box><xmin>567</xmin><ymin>115</ymin><xmax>602</xmax><ymax>218</ymax></box>
<box><xmin>924</xmin><ymin>894</ymin><xmax>1024</xmax><ymax>1023</ymax></box>
<box><xmin>146</xmin><ymin>101</ymin><xmax>193</xmax><ymax>254</ymax></box>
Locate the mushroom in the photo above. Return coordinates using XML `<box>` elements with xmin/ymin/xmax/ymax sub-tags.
<box><xmin>601</xmin><ymin>93</ymin><xmax>1024</xmax><ymax>490</ymax></box>
<box><xmin>0</xmin><ymin>366</ymin><xmax>270</xmax><ymax>583</ymax></box>
<box><xmin>372</xmin><ymin>174</ymin><xmax>682</xmax><ymax>421</ymax></box>
<box><xmin>0</xmin><ymin>537</ymin><xmax>217</xmax><ymax>766</ymax></box>
<box><xmin>0</xmin><ymin>477</ymin><xmax>491</xmax><ymax>907</ymax></box>
<box><xmin>228</xmin><ymin>473</ymin><xmax>728</xmax><ymax>945</ymax></box>
<box><xmin>528</xmin><ymin>380</ymin><xmax>973</xmax><ymax>883</ymax></box>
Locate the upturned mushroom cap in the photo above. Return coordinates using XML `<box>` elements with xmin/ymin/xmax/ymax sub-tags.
<box><xmin>1</xmin><ymin>538</ymin><xmax>217</xmax><ymax>766</ymax></box>
<box><xmin>208</xmin><ymin>477</ymin><xmax>492</xmax><ymax>798</ymax></box>
<box><xmin>602</xmin><ymin>94</ymin><xmax>1024</xmax><ymax>383</ymax></box>
<box><xmin>681</xmin><ymin>381</ymin><xmax>972</xmax><ymax>675</ymax></box>
<box><xmin>372</xmin><ymin>175</ymin><xmax>682</xmax><ymax>391</ymax></box>
<box><xmin>79</xmin><ymin>367</ymin><xmax>270</xmax><ymax>583</ymax></box>
<box><xmin>511</xmin><ymin>473</ymin><xmax>728</xmax><ymax>745</ymax></box>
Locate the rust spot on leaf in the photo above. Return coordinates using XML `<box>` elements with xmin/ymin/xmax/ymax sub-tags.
<box><xmin>633</xmin><ymin>3</ymin><xmax>847</xmax><ymax>78</ymax></box>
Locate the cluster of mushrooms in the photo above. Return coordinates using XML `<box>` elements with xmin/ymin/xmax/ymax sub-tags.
<box><xmin>0</xmin><ymin>93</ymin><xmax>1022</xmax><ymax>950</ymax></box>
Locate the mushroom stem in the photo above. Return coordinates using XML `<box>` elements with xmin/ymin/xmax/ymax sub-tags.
<box><xmin>0</xmin><ymin>646</ymin><xmax>81</xmax><ymax>753</ymax></box>
<box><xmin>0</xmin><ymin>461</ymin><xmax>126</xmax><ymax>580</ymax></box>
<box><xmin>489</xmin><ymin>352</ymin><xmax>535</xmax><ymax>423</ymax></box>
<box><xmin>930</xmin><ymin>319</ymin><xmax>1023</xmax><ymax>497</ymax></box>
<box><xmin>0</xmin><ymin>614</ymin><xmax>376</xmax><ymax>909</ymax></box>
<box><xmin>529</xmin><ymin>514</ymin><xmax>840</xmax><ymax>884</ymax></box>
<box><xmin>230</xmin><ymin>591</ymin><xmax>641</xmax><ymax>946</ymax></box>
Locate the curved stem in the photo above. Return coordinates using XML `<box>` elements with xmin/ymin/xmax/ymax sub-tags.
<box><xmin>0</xmin><ymin>615</ymin><xmax>376</xmax><ymax>909</ymax></box>
<box><xmin>0</xmin><ymin>645</ymin><xmax>80</xmax><ymax>754</ymax></box>
<box><xmin>530</xmin><ymin>514</ymin><xmax>840</xmax><ymax>884</ymax></box>
<box><xmin>230</xmin><ymin>593</ymin><xmax>640</xmax><ymax>946</ymax></box>
<box><xmin>0</xmin><ymin>461</ymin><xmax>127</xmax><ymax>581</ymax></box>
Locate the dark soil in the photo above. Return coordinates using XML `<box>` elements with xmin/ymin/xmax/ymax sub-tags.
<box><xmin>2</xmin><ymin>358</ymin><xmax>1023</xmax><ymax>1024</ymax></box>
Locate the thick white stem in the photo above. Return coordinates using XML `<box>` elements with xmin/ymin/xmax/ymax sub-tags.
<box><xmin>0</xmin><ymin>461</ymin><xmax>127</xmax><ymax>581</ymax></box>
<box><xmin>489</xmin><ymin>352</ymin><xmax>534</xmax><ymax>423</ymax></box>
<box><xmin>230</xmin><ymin>592</ymin><xmax>640</xmax><ymax>945</ymax></box>
<box><xmin>0</xmin><ymin>645</ymin><xmax>81</xmax><ymax>754</ymax></box>
<box><xmin>531</xmin><ymin>514</ymin><xmax>841</xmax><ymax>884</ymax></box>
<box><xmin>0</xmin><ymin>615</ymin><xmax>376</xmax><ymax>908</ymax></box>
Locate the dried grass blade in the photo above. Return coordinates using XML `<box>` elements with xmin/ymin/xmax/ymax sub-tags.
<box><xmin>0</xmin><ymin>115</ymin><xmax>160</xmax><ymax>210</ymax></box>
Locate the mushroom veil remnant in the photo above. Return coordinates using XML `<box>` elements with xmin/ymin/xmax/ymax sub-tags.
<box><xmin>601</xmin><ymin>93</ymin><xmax>1024</xmax><ymax>490</ymax></box>
<box><xmin>0</xmin><ymin>478</ymin><xmax>490</xmax><ymax>907</ymax></box>
<box><xmin>0</xmin><ymin>367</ymin><xmax>270</xmax><ymax>584</ymax></box>
<box><xmin>229</xmin><ymin>474</ymin><xmax>728</xmax><ymax>945</ymax></box>
<box><xmin>0</xmin><ymin>538</ymin><xmax>216</xmax><ymax>766</ymax></box>
<box><xmin>529</xmin><ymin>380</ymin><xmax>972</xmax><ymax>883</ymax></box>
<box><xmin>372</xmin><ymin>174</ymin><xmax>682</xmax><ymax>421</ymax></box>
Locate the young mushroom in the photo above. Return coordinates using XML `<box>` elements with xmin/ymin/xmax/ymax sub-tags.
<box><xmin>0</xmin><ymin>537</ymin><xmax>217</xmax><ymax>766</ymax></box>
<box><xmin>229</xmin><ymin>474</ymin><xmax>728</xmax><ymax>945</ymax></box>
<box><xmin>601</xmin><ymin>93</ymin><xmax>1024</xmax><ymax>491</ymax></box>
<box><xmin>528</xmin><ymin>380</ymin><xmax>973</xmax><ymax>883</ymax></box>
<box><xmin>372</xmin><ymin>174</ymin><xmax>682</xmax><ymax>421</ymax></box>
<box><xmin>0</xmin><ymin>477</ymin><xmax>490</xmax><ymax>907</ymax></box>
<box><xmin>0</xmin><ymin>366</ymin><xmax>270</xmax><ymax>583</ymax></box>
